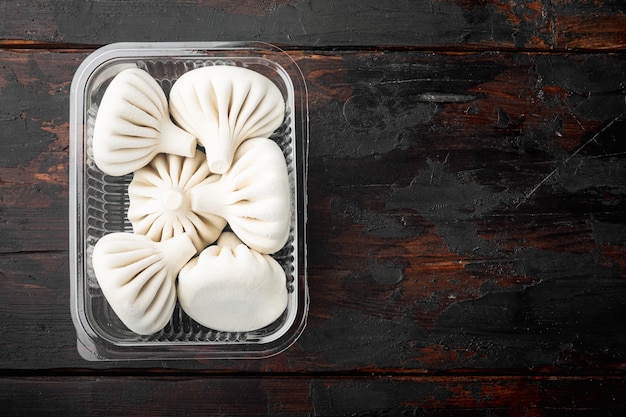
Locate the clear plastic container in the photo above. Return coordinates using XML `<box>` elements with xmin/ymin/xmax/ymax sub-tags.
<box><xmin>69</xmin><ymin>42</ymin><xmax>308</xmax><ymax>361</ymax></box>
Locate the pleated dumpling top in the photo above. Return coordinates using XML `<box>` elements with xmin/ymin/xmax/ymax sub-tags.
<box><xmin>177</xmin><ymin>232</ymin><xmax>288</xmax><ymax>332</ymax></box>
<box><xmin>127</xmin><ymin>151</ymin><xmax>227</xmax><ymax>251</ymax></box>
<box><xmin>169</xmin><ymin>65</ymin><xmax>285</xmax><ymax>174</ymax></box>
<box><xmin>93</xmin><ymin>68</ymin><xmax>197</xmax><ymax>176</ymax></box>
<box><xmin>92</xmin><ymin>232</ymin><xmax>197</xmax><ymax>335</ymax></box>
<box><xmin>190</xmin><ymin>138</ymin><xmax>291</xmax><ymax>254</ymax></box>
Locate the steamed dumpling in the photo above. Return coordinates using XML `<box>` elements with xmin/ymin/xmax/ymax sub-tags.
<box><xmin>190</xmin><ymin>138</ymin><xmax>291</xmax><ymax>254</ymax></box>
<box><xmin>92</xmin><ymin>232</ymin><xmax>197</xmax><ymax>335</ymax></box>
<box><xmin>177</xmin><ymin>232</ymin><xmax>288</xmax><ymax>332</ymax></box>
<box><xmin>169</xmin><ymin>65</ymin><xmax>285</xmax><ymax>174</ymax></box>
<box><xmin>128</xmin><ymin>152</ymin><xmax>227</xmax><ymax>251</ymax></box>
<box><xmin>93</xmin><ymin>68</ymin><xmax>197</xmax><ymax>176</ymax></box>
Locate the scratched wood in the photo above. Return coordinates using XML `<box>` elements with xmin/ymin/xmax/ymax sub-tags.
<box><xmin>1</xmin><ymin>49</ymin><xmax>625</xmax><ymax>374</ymax></box>
<box><xmin>1</xmin><ymin>0</ymin><xmax>626</xmax><ymax>50</ymax></box>
<box><xmin>0</xmin><ymin>375</ymin><xmax>624</xmax><ymax>416</ymax></box>
<box><xmin>2</xmin><ymin>0</ymin><xmax>626</xmax><ymax>412</ymax></box>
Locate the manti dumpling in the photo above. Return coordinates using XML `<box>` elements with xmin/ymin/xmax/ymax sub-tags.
<box><xmin>128</xmin><ymin>151</ymin><xmax>227</xmax><ymax>251</ymax></box>
<box><xmin>92</xmin><ymin>232</ymin><xmax>197</xmax><ymax>335</ymax></box>
<box><xmin>93</xmin><ymin>68</ymin><xmax>197</xmax><ymax>176</ymax></box>
<box><xmin>169</xmin><ymin>65</ymin><xmax>285</xmax><ymax>174</ymax></box>
<box><xmin>177</xmin><ymin>232</ymin><xmax>288</xmax><ymax>332</ymax></box>
<box><xmin>190</xmin><ymin>138</ymin><xmax>291</xmax><ymax>254</ymax></box>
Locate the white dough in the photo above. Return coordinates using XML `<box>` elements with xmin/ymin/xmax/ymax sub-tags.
<box><xmin>177</xmin><ymin>232</ymin><xmax>288</xmax><ymax>332</ymax></box>
<box><xmin>90</xmin><ymin>66</ymin><xmax>295</xmax><ymax>337</ymax></box>
<box><xmin>190</xmin><ymin>138</ymin><xmax>291</xmax><ymax>254</ymax></box>
<box><xmin>128</xmin><ymin>152</ymin><xmax>227</xmax><ymax>251</ymax></box>
<box><xmin>169</xmin><ymin>65</ymin><xmax>285</xmax><ymax>174</ymax></box>
<box><xmin>92</xmin><ymin>232</ymin><xmax>197</xmax><ymax>335</ymax></box>
<box><xmin>93</xmin><ymin>68</ymin><xmax>197</xmax><ymax>176</ymax></box>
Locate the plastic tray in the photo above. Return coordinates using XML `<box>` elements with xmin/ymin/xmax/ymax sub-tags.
<box><xmin>69</xmin><ymin>42</ymin><xmax>308</xmax><ymax>361</ymax></box>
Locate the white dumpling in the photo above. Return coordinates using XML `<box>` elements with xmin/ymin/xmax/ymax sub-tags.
<box><xmin>128</xmin><ymin>151</ymin><xmax>227</xmax><ymax>251</ymax></box>
<box><xmin>92</xmin><ymin>232</ymin><xmax>197</xmax><ymax>335</ymax></box>
<box><xmin>169</xmin><ymin>65</ymin><xmax>285</xmax><ymax>174</ymax></box>
<box><xmin>190</xmin><ymin>138</ymin><xmax>291</xmax><ymax>254</ymax></box>
<box><xmin>177</xmin><ymin>232</ymin><xmax>288</xmax><ymax>332</ymax></box>
<box><xmin>93</xmin><ymin>68</ymin><xmax>197</xmax><ymax>176</ymax></box>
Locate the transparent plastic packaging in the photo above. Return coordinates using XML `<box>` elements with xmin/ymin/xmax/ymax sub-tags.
<box><xmin>69</xmin><ymin>42</ymin><xmax>308</xmax><ymax>361</ymax></box>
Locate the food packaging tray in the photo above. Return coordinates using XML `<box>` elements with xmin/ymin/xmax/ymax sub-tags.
<box><xmin>69</xmin><ymin>42</ymin><xmax>308</xmax><ymax>360</ymax></box>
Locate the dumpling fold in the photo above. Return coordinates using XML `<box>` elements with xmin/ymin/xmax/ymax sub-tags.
<box><xmin>190</xmin><ymin>138</ymin><xmax>291</xmax><ymax>254</ymax></box>
<box><xmin>92</xmin><ymin>232</ymin><xmax>197</xmax><ymax>335</ymax></box>
<box><xmin>93</xmin><ymin>68</ymin><xmax>197</xmax><ymax>176</ymax></box>
<box><xmin>169</xmin><ymin>65</ymin><xmax>285</xmax><ymax>174</ymax></box>
<box><xmin>128</xmin><ymin>152</ymin><xmax>227</xmax><ymax>251</ymax></box>
<box><xmin>177</xmin><ymin>232</ymin><xmax>288</xmax><ymax>332</ymax></box>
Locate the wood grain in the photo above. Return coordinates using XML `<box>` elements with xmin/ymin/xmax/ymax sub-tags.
<box><xmin>1</xmin><ymin>49</ymin><xmax>624</xmax><ymax>373</ymax></box>
<box><xmin>2</xmin><ymin>3</ymin><xmax>626</xmax><ymax>410</ymax></box>
<box><xmin>0</xmin><ymin>375</ymin><xmax>624</xmax><ymax>416</ymax></box>
<box><xmin>1</xmin><ymin>0</ymin><xmax>626</xmax><ymax>50</ymax></box>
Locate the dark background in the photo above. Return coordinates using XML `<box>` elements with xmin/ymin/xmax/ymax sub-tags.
<box><xmin>1</xmin><ymin>1</ymin><xmax>625</xmax><ymax>415</ymax></box>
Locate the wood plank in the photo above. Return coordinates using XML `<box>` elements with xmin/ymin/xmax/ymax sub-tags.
<box><xmin>555</xmin><ymin>14</ymin><xmax>626</xmax><ymax>50</ymax></box>
<box><xmin>0</xmin><ymin>51</ymin><xmax>76</xmax><ymax>253</ymax></box>
<box><xmin>1</xmin><ymin>0</ymin><xmax>626</xmax><ymax>50</ymax></box>
<box><xmin>0</xmin><ymin>49</ymin><xmax>625</xmax><ymax>370</ymax></box>
<box><xmin>0</xmin><ymin>375</ymin><xmax>625</xmax><ymax>416</ymax></box>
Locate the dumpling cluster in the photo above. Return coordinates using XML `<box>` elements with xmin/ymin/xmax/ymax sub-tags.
<box><xmin>91</xmin><ymin>66</ymin><xmax>290</xmax><ymax>335</ymax></box>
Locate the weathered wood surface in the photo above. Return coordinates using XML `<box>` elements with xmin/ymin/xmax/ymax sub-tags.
<box><xmin>1</xmin><ymin>49</ymin><xmax>625</xmax><ymax>374</ymax></box>
<box><xmin>2</xmin><ymin>0</ymin><xmax>626</xmax><ymax>415</ymax></box>
<box><xmin>1</xmin><ymin>0</ymin><xmax>626</xmax><ymax>50</ymax></box>
<box><xmin>1</xmin><ymin>375</ymin><xmax>625</xmax><ymax>416</ymax></box>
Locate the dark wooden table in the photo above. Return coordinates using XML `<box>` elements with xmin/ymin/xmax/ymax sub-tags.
<box><xmin>1</xmin><ymin>1</ymin><xmax>626</xmax><ymax>415</ymax></box>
